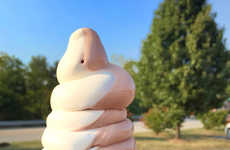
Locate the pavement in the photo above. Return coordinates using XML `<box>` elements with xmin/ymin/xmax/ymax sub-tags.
<box><xmin>0</xmin><ymin>127</ymin><xmax>44</xmax><ymax>143</ymax></box>
<box><xmin>133</xmin><ymin>118</ymin><xmax>203</xmax><ymax>132</ymax></box>
<box><xmin>0</xmin><ymin>119</ymin><xmax>203</xmax><ymax>143</ymax></box>
<box><xmin>182</xmin><ymin>118</ymin><xmax>203</xmax><ymax>130</ymax></box>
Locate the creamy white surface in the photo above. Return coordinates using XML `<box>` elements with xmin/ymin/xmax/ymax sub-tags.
<box><xmin>44</xmin><ymin>72</ymin><xmax>115</xmax><ymax>150</ymax></box>
<box><xmin>89</xmin><ymin>147</ymin><xmax>99</xmax><ymax>150</ymax></box>
<box><xmin>50</xmin><ymin>73</ymin><xmax>114</xmax><ymax>111</ymax></box>
<box><xmin>57</xmin><ymin>30</ymin><xmax>88</xmax><ymax>83</ymax></box>
<box><xmin>47</xmin><ymin>110</ymin><xmax>104</xmax><ymax>131</ymax></box>
<box><xmin>42</xmin><ymin>128</ymin><xmax>96</xmax><ymax>150</ymax></box>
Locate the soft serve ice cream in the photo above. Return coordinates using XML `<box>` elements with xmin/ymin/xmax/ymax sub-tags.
<box><xmin>41</xmin><ymin>28</ymin><xmax>136</xmax><ymax>150</ymax></box>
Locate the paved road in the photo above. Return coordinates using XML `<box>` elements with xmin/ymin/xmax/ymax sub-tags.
<box><xmin>133</xmin><ymin>118</ymin><xmax>203</xmax><ymax>132</ymax></box>
<box><xmin>182</xmin><ymin>118</ymin><xmax>203</xmax><ymax>130</ymax></box>
<box><xmin>0</xmin><ymin>127</ymin><xmax>44</xmax><ymax>143</ymax></box>
<box><xmin>0</xmin><ymin>120</ymin><xmax>203</xmax><ymax>143</ymax></box>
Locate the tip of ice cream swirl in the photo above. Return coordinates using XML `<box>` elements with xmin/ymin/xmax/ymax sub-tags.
<box><xmin>56</xmin><ymin>28</ymin><xmax>109</xmax><ymax>83</ymax></box>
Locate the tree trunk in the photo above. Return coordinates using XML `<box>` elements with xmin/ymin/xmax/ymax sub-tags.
<box><xmin>175</xmin><ymin>123</ymin><xmax>181</xmax><ymax>139</ymax></box>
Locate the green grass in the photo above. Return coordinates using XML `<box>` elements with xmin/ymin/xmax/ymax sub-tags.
<box><xmin>136</xmin><ymin>128</ymin><xmax>230</xmax><ymax>150</ymax></box>
<box><xmin>1</xmin><ymin>128</ymin><xmax>230</xmax><ymax>150</ymax></box>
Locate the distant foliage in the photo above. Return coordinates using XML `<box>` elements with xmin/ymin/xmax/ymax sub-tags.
<box><xmin>124</xmin><ymin>61</ymin><xmax>148</xmax><ymax>115</ymax></box>
<box><xmin>111</xmin><ymin>54</ymin><xmax>126</xmax><ymax>67</ymax></box>
<box><xmin>0</xmin><ymin>53</ymin><xmax>58</xmax><ymax>120</ymax></box>
<box><xmin>200</xmin><ymin>110</ymin><xmax>229</xmax><ymax>129</ymax></box>
<box><xmin>0</xmin><ymin>53</ymin><xmax>27</xmax><ymax>120</ymax></box>
<box><xmin>25</xmin><ymin>56</ymin><xmax>58</xmax><ymax>120</ymax></box>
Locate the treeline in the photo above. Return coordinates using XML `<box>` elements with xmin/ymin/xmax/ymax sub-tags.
<box><xmin>0</xmin><ymin>52</ymin><xmax>143</xmax><ymax>121</ymax></box>
<box><xmin>0</xmin><ymin>52</ymin><xmax>58</xmax><ymax>120</ymax></box>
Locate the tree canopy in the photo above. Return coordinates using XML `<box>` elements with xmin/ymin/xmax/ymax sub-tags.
<box><xmin>125</xmin><ymin>0</ymin><xmax>230</xmax><ymax>138</ymax></box>
<box><xmin>0</xmin><ymin>53</ymin><xmax>27</xmax><ymax>120</ymax></box>
<box><xmin>25</xmin><ymin>56</ymin><xmax>58</xmax><ymax>119</ymax></box>
<box><xmin>0</xmin><ymin>53</ymin><xmax>58</xmax><ymax>120</ymax></box>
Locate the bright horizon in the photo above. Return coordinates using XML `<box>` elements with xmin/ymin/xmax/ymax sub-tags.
<box><xmin>0</xmin><ymin>0</ymin><xmax>229</xmax><ymax>64</ymax></box>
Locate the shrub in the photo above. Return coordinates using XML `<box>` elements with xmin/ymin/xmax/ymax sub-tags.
<box><xmin>143</xmin><ymin>105</ymin><xmax>185</xmax><ymax>134</ymax></box>
<box><xmin>200</xmin><ymin>110</ymin><xmax>229</xmax><ymax>129</ymax></box>
<box><xmin>144</xmin><ymin>106</ymin><xmax>166</xmax><ymax>134</ymax></box>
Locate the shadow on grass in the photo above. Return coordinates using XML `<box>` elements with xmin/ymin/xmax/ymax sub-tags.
<box><xmin>0</xmin><ymin>146</ymin><xmax>40</xmax><ymax>150</ymax></box>
<box><xmin>182</xmin><ymin>134</ymin><xmax>227</xmax><ymax>141</ymax></box>
<box><xmin>0</xmin><ymin>142</ymin><xmax>10</xmax><ymax>147</ymax></box>
<box><xmin>135</xmin><ymin>136</ymin><xmax>166</xmax><ymax>141</ymax></box>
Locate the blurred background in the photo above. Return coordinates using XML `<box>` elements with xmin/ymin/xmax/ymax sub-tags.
<box><xmin>1</xmin><ymin>0</ymin><xmax>230</xmax><ymax>150</ymax></box>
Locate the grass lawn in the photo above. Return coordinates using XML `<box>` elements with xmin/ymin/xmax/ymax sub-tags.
<box><xmin>1</xmin><ymin>128</ymin><xmax>230</xmax><ymax>150</ymax></box>
<box><xmin>136</xmin><ymin>128</ymin><xmax>230</xmax><ymax>150</ymax></box>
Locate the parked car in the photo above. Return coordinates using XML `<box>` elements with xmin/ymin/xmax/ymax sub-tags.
<box><xmin>225</xmin><ymin>114</ymin><xmax>230</xmax><ymax>139</ymax></box>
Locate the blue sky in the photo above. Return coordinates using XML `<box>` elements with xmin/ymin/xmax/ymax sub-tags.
<box><xmin>0</xmin><ymin>0</ymin><xmax>229</xmax><ymax>64</ymax></box>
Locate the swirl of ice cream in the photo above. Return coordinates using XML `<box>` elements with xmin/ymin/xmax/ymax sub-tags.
<box><xmin>41</xmin><ymin>28</ymin><xmax>136</xmax><ymax>150</ymax></box>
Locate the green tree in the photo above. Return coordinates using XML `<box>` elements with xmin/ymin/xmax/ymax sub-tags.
<box><xmin>26</xmin><ymin>56</ymin><xmax>58</xmax><ymax>119</ymax></box>
<box><xmin>200</xmin><ymin>110</ymin><xmax>229</xmax><ymax>129</ymax></box>
<box><xmin>0</xmin><ymin>53</ymin><xmax>27</xmax><ymax>120</ymax></box>
<box><xmin>124</xmin><ymin>61</ymin><xmax>148</xmax><ymax>114</ymax></box>
<box><xmin>138</xmin><ymin>0</ymin><xmax>230</xmax><ymax>138</ymax></box>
